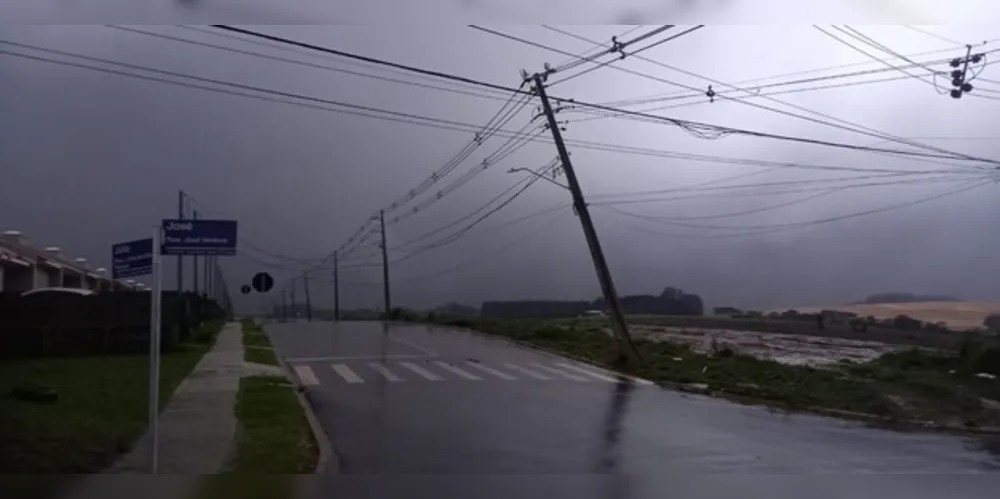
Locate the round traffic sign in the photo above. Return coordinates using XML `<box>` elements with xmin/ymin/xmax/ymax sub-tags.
<box><xmin>240</xmin><ymin>285</ymin><xmax>252</xmax><ymax>295</ymax></box>
<box><xmin>251</xmin><ymin>272</ymin><xmax>274</xmax><ymax>293</ymax></box>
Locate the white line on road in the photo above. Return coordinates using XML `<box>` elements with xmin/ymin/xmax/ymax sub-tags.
<box><xmin>285</xmin><ymin>354</ymin><xmax>434</xmax><ymax>362</ymax></box>
<box><xmin>503</xmin><ymin>363</ymin><xmax>551</xmax><ymax>380</ymax></box>
<box><xmin>390</xmin><ymin>337</ymin><xmax>440</xmax><ymax>356</ymax></box>
<box><xmin>529</xmin><ymin>362</ymin><xmax>589</xmax><ymax>382</ymax></box>
<box><xmin>563</xmin><ymin>363</ymin><xmax>656</xmax><ymax>386</ymax></box>
<box><xmin>293</xmin><ymin>365</ymin><xmax>319</xmax><ymax>386</ymax></box>
<box><xmin>332</xmin><ymin>364</ymin><xmax>364</xmax><ymax>383</ymax></box>
<box><xmin>432</xmin><ymin>361</ymin><xmax>482</xmax><ymax>381</ymax></box>
<box><xmin>465</xmin><ymin>362</ymin><xmax>517</xmax><ymax>380</ymax></box>
<box><xmin>368</xmin><ymin>363</ymin><xmax>404</xmax><ymax>382</ymax></box>
<box><xmin>399</xmin><ymin>362</ymin><xmax>444</xmax><ymax>381</ymax></box>
<box><xmin>555</xmin><ymin>363</ymin><xmax>619</xmax><ymax>382</ymax></box>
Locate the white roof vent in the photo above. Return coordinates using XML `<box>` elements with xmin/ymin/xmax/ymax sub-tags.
<box><xmin>1</xmin><ymin>230</ymin><xmax>28</xmax><ymax>245</ymax></box>
<box><xmin>44</xmin><ymin>246</ymin><xmax>61</xmax><ymax>252</ymax></box>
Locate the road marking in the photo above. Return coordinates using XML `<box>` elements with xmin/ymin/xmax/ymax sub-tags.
<box><xmin>399</xmin><ymin>362</ymin><xmax>444</xmax><ymax>381</ymax></box>
<box><xmin>368</xmin><ymin>363</ymin><xmax>404</xmax><ymax>382</ymax></box>
<box><xmin>432</xmin><ymin>361</ymin><xmax>482</xmax><ymax>381</ymax></box>
<box><xmin>465</xmin><ymin>362</ymin><xmax>517</xmax><ymax>380</ymax></box>
<box><xmin>564</xmin><ymin>363</ymin><xmax>656</xmax><ymax>386</ymax></box>
<box><xmin>555</xmin><ymin>363</ymin><xmax>619</xmax><ymax>382</ymax></box>
<box><xmin>285</xmin><ymin>354</ymin><xmax>433</xmax><ymax>362</ymax></box>
<box><xmin>390</xmin><ymin>337</ymin><xmax>440</xmax><ymax>356</ymax></box>
<box><xmin>293</xmin><ymin>365</ymin><xmax>319</xmax><ymax>386</ymax></box>
<box><xmin>530</xmin><ymin>362</ymin><xmax>589</xmax><ymax>382</ymax></box>
<box><xmin>503</xmin><ymin>363</ymin><xmax>551</xmax><ymax>380</ymax></box>
<box><xmin>332</xmin><ymin>364</ymin><xmax>364</xmax><ymax>383</ymax></box>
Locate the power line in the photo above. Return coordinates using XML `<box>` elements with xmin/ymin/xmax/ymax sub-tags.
<box><xmin>509</xmin><ymin>26</ymin><xmax>993</xmax><ymax>165</ymax></box>
<box><xmin>106</xmin><ymin>25</ymin><xmax>515</xmax><ymax>104</ymax></box>
<box><xmin>207</xmin><ymin>26</ymin><xmax>1000</xmax><ymax>165</ymax></box>
<box><xmin>596</xmin><ymin>178</ymin><xmax>992</xmax><ymax>238</ymax></box>
<box><xmin>902</xmin><ymin>26</ymin><xmax>965</xmax><ymax>47</ymax></box>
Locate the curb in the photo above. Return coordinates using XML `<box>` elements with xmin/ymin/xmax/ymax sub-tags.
<box><xmin>275</xmin><ymin>352</ymin><xmax>338</xmax><ymax>474</ymax></box>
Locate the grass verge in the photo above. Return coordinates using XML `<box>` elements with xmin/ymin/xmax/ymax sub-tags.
<box><xmin>427</xmin><ymin>316</ymin><xmax>1000</xmax><ymax>431</ymax></box>
<box><xmin>0</xmin><ymin>341</ymin><xmax>213</xmax><ymax>473</ymax></box>
<box><xmin>242</xmin><ymin>319</ymin><xmax>278</xmax><ymax>366</ymax></box>
<box><xmin>197</xmin><ymin>375</ymin><xmax>317</xmax><ymax>498</ymax></box>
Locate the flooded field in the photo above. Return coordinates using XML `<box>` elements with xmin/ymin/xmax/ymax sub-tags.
<box><xmin>629</xmin><ymin>324</ymin><xmax>906</xmax><ymax>367</ymax></box>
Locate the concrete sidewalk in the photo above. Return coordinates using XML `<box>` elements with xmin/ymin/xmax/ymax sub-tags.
<box><xmin>60</xmin><ymin>322</ymin><xmax>285</xmax><ymax>499</ymax></box>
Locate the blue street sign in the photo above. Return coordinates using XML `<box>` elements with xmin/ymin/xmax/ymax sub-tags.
<box><xmin>160</xmin><ymin>219</ymin><xmax>238</xmax><ymax>256</ymax></box>
<box><xmin>112</xmin><ymin>238</ymin><xmax>154</xmax><ymax>279</ymax></box>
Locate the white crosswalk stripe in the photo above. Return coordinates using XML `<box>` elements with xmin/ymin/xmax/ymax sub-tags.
<box><xmin>465</xmin><ymin>361</ymin><xmax>517</xmax><ymax>380</ymax></box>
<box><xmin>332</xmin><ymin>364</ymin><xmax>364</xmax><ymax>383</ymax></box>
<box><xmin>555</xmin><ymin>363</ymin><xmax>620</xmax><ymax>382</ymax></box>
<box><xmin>368</xmin><ymin>362</ymin><xmax>404</xmax><ymax>382</ymax></box>
<box><xmin>503</xmin><ymin>363</ymin><xmax>552</xmax><ymax>380</ymax></box>
<box><xmin>293</xmin><ymin>365</ymin><xmax>319</xmax><ymax>386</ymax></box>
<box><xmin>399</xmin><ymin>361</ymin><xmax>444</xmax><ymax>381</ymax></box>
<box><xmin>432</xmin><ymin>361</ymin><xmax>482</xmax><ymax>381</ymax></box>
<box><xmin>529</xmin><ymin>362</ymin><xmax>590</xmax><ymax>382</ymax></box>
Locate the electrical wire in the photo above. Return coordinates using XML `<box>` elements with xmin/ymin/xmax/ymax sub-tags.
<box><xmin>516</xmin><ymin>26</ymin><xmax>994</xmax><ymax>166</ymax></box>
<box><xmin>902</xmin><ymin>26</ymin><xmax>965</xmax><ymax>47</ymax></box>
<box><xmin>208</xmin><ymin>25</ymin><xmax>1000</xmax><ymax>165</ymax></box>
<box><xmin>595</xmin><ymin>178</ymin><xmax>992</xmax><ymax>239</ymax></box>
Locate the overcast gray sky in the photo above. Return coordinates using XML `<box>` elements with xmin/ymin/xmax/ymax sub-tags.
<box><xmin>3</xmin><ymin>17</ymin><xmax>1000</xmax><ymax>314</ymax></box>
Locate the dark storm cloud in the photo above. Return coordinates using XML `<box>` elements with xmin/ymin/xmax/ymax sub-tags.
<box><xmin>3</xmin><ymin>1</ymin><xmax>994</xmax><ymax>24</ymax></box>
<box><xmin>3</xmin><ymin>23</ymin><xmax>1000</xmax><ymax>315</ymax></box>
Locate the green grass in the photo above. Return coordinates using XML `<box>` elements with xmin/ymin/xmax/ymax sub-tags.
<box><xmin>429</xmin><ymin>316</ymin><xmax>1000</xmax><ymax>430</ymax></box>
<box><xmin>245</xmin><ymin>346</ymin><xmax>279</xmax><ymax>366</ymax></box>
<box><xmin>0</xmin><ymin>342</ymin><xmax>211</xmax><ymax>473</ymax></box>
<box><xmin>228</xmin><ymin>375</ymin><xmax>317</xmax><ymax>473</ymax></box>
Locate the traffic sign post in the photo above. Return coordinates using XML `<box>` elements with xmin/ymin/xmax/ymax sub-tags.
<box><xmin>160</xmin><ymin>219</ymin><xmax>238</xmax><ymax>256</ymax></box>
<box><xmin>252</xmin><ymin>272</ymin><xmax>274</xmax><ymax>293</ymax></box>
<box><xmin>111</xmin><ymin>233</ymin><xmax>160</xmax><ymax>473</ymax></box>
<box><xmin>112</xmin><ymin>238</ymin><xmax>154</xmax><ymax>279</ymax></box>
<box><xmin>148</xmin><ymin>225</ymin><xmax>162</xmax><ymax>474</ymax></box>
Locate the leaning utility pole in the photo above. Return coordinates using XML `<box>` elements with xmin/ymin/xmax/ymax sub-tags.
<box><xmin>303</xmin><ymin>271</ymin><xmax>313</xmax><ymax>322</ymax></box>
<box><xmin>333</xmin><ymin>251</ymin><xmax>340</xmax><ymax>322</ymax></box>
<box><xmin>379</xmin><ymin>209</ymin><xmax>392</xmax><ymax>318</ymax></box>
<box><xmin>532</xmin><ymin>72</ymin><xmax>640</xmax><ymax>365</ymax></box>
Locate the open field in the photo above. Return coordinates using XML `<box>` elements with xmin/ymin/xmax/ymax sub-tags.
<box><xmin>425</xmin><ymin>316</ymin><xmax>1000</xmax><ymax>432</ymax></box>
<box><xmin>792</xmin><ymin>301</ymin><xmax>1000</xmax><ymax>331</ymax></box>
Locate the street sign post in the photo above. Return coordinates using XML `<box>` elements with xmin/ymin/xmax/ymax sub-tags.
<box><xmin>111</xmin><ymin>238</ymin><xmax>153</xmax><ymax>279</ymax></box>
<box><xmin>252</xmin><ymin>272</ymin><xmax>274</xmax><ymax>293</ymax></box>
<box><xmin>111</xmin><ymin>233</ymin><xmax>160</xmax><ymax>473</ymax></box>
<box><xmin>160</xmin><ymin>219</ymin><xmax>238</xmax><ymax>256</ymax></box>
<box><xmin>241</xmin><ymin>285</ymin><xmax>252</xmax><ymax>295</ymax></box>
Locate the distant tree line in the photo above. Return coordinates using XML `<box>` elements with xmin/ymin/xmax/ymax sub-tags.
<box><xmin>481</xmin><ymin>287</ymin><xmax>704</xmax><ymax>318</ymax></box>
<box><xmin>852</xmin><ymin>292</ymin><xmax>959</xmax><ymax>305</ymax></box>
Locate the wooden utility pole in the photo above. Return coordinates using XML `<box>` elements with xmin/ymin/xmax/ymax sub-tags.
<box><xmin>303</xmin><ymin>271</ymin><xmax>313</xmax><ymax>322</ymax></box>
<box><xmin>177</xmin><ymin>191</ymin><xmax>185</xmax><ymax>293</ymax></box>
<box><xmin>379</xmin><ymin>209</ymin><xmax>392</xmax><ymax>318</ymax></box>
<box><xmin>281</xmin><ymin>288</ymin><xmax>288</xmax><ymax>322</ymax></box>
<box><xmin>333</xmin><ymin>251</ymin><xmax>340</xmax><ymax>321</ymax></box>
<box><xmin>532</xmin><ymin>73</ymin><xmax>640</xmax><ymax>365</ymax></box>
<box><xmin>290</xmin><ymin>277</ymin><xmax>297</xmax><ymax>321</ymax></box>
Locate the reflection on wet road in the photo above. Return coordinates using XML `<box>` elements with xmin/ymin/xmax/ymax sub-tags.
<box><xmin>268</xmin><ymin>321</ymin><xmax>1000</xmax><ymax>497</ymax></box>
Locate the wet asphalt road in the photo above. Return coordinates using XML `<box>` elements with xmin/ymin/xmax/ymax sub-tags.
<box><xmin>267</xmin><ymin>320</ymin><xmax>1000</xmax><ymax>497</ymax></box>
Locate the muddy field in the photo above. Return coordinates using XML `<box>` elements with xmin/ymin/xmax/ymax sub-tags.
<box><xmin>793</xmin><ymin>300</ymin><xmax>1000</xmax><ymax>330</ymax></box>
<box><xmin>628</xmin><ymin>324</ymin><xmax>907</xmax><ymax>367</ymax></box>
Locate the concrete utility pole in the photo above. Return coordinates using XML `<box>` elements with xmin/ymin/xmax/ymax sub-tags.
<box><xmin>303</xmin><ymin>271</ymin><xmax>313</xmax><ymax>322</ymax></box>
<box><xmin>379</xmin><ymin>209</ymin><xmax>392</xmax><ymax>317</ymax></box>
<box><xmin>203</xmin><ymin>256</ymin><xmax>211</xmax><ymax>300</ymax></box>
<box><xmin>192</xmin><ymin>210</ymin><xmax>200</xmax><ymax>297</ymax></box>
<box><xmin>290</xmin><ymin>277</ymin><xmax>297</xmax><ymax>320</ymax></box>
<box><xmin>333</xmin><ymin>251</ymin><xmax>340</xmax><ymax>321</ymax></box>
<box><xmin>532</xmin><ymin>72</ymin><xmax>640</xmax><ymax>365</ymax></box>
<box><xmin>177</xmin><ymin>191</ymin><xmax>185</xmax><ymax>293</ymax></box>
<box><xmin>281</xmin><ymin>288</ymin><xmax>288</xmax><ymax>322</ymax></box>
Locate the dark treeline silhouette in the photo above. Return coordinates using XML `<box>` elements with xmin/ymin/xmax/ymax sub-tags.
<box><xmin>853</xmin><ymin>292</ymin><xmax>959</xmax><ymax>305</ymax></box>
<box><xmin>481</xmin><ymin>287</ymin><xmax>704</xmax><ymax>318</ymax></box>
